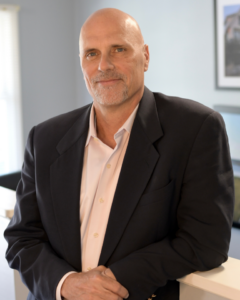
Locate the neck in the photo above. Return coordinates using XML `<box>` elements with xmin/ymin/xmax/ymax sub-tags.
<box><xmin>93</xmin><ymin>89</ymin><xmax>143</xmax><ymax>148</ymax></box>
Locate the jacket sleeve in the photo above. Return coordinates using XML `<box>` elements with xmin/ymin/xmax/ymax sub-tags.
<box><xmin>108</xmin><ymin>111</ymin><xmax>234</xmax><ymax>299</ymax></box>
<box><xmin>4</xmin><ymin>127</ymin><xmax>76</xmax><ymax>300</ymax></box>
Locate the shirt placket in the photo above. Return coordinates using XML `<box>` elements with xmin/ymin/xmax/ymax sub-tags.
<box><xmin>84</xmin><ymin>132</ymin><xmax>126</xmax><ymax>271</ymax></box>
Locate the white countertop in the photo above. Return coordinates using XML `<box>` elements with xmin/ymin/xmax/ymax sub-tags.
<box><xmin>178</xmin><ymin>257</ymin><xmax>240</xmax><ymax>300</ymax></box>
<box><xmin>0</xmin><ymin>186</ymin><xmax>16</xmax><ymax>219</ymax></box>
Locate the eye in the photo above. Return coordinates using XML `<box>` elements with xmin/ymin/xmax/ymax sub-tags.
<box><xmin>115</xmin><ymin>48</ymin><xmax>125</xmax><ymax>53</ymax></box>
<box><xmin>86</xmin><ymin>52</ymin><xmax>97</xmax><ymax>58</ymax></box>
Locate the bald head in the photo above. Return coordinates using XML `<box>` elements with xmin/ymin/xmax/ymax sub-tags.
<box><xmin>80</xmin><ymin>8</ymin><xmax>144</xmax><ymax>52</ymax></box>
<box><xmin>79</xmin><ymin>8</ymin><xmax>149</xmax><ymax>108</ymax></box>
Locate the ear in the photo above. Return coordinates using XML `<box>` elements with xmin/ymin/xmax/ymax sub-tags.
<box><xmin>143</xmin><ymin>44</ymin><xmax>150</xmax><ymax>72</ymax></box>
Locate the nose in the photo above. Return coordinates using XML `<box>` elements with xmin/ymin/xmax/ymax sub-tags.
<box><xmin>98</xmin><ymin>53</ymin><xmax>114</xmax><ymax>72</ymax></box>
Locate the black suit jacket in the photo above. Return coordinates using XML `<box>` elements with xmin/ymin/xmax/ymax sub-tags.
<box><xmin>4</xmin><ymin>87</ymin><xmax>234</xmax><ymax>300</ymax></box>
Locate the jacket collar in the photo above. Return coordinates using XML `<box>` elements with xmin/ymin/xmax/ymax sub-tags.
<box><xmin>56</xmin><ymin>86</ymin><xmax>163</xmax><ymax>155</ymax></box>
<box><xmin>56</xmin><ymin>105</ymin><xmax>91</xmax><ymax>155</ymax></box>
<box><xmin>137</xmin><ymin>86</ymin><xmax>163</xmax><ymax>143</ymax></box>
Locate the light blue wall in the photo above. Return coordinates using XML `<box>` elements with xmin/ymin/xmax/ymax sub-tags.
<box><xmin>5</xmin><ymin>0</ymin><xmax>239</xmax><ymax>142</ymax></box>
<box><xmin>3</xmin><ymin>0</ymin><xmax>77</xmax><ymax>144</ymax></box>
<box><xmin>73</xmin><ymin>0</ymin><xmax>240</xmax><ymax>109</ymax></box>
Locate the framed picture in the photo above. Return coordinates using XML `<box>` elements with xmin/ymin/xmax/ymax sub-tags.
<box><xmin>216</xmin><ymin>0</ymin><xmax>240</xmax><ymax>88</ymax></box>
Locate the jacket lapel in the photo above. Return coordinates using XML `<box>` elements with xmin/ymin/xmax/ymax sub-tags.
<box><xmin>98</xmin><ymin>87</ymin><xmax>163</xmax><ymax>266</ymax></box>
<box><xmin>50</xmin><ymin>105</ymin><xmax>91</xmax><ymax>271</ymax></box>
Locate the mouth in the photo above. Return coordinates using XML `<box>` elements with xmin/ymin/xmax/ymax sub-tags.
<box><xmin>96</xmin><ymin>79</ymin><xmax>121</xmax><ymax>86</ymax></box>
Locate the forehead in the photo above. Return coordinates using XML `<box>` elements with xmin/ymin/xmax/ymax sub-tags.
<box><xmin>80</xmin><ymin>32</ymin><xmax>130</xmax><ymax>51</ymax></box>
<box><xmin>80</xmin><ymin>17</ymin><xmax>137</xmax><ymax>51</ymax></box>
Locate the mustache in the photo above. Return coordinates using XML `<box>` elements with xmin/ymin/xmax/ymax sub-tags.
<box><xmin>91</xmin><ymin>71</ymin><xmax>126</xmax><ymax>83</ymax></box>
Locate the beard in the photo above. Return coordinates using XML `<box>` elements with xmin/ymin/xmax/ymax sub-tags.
<box><xmin>88</xmin><ymin>71</ymin><xmax>129</xmax><ymax>106</ymax></box>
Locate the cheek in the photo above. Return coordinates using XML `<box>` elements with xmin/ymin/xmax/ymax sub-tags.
<box><xmin>124</xmin><ymin>59</ymin><xmax>144</xmax><ymax>84</ymax></box>
<box><xmin>117</xmin><ymin>60</ymin><xmax>136</xmax><ymax>81</ymax></box>
<box><xmin>126</xmin><ymin>54</ymin><xmax>144</xmax><ymax>74</ymax></box>
<box><xmin>82</xmin><ymin>66</ymin><xmax>95</xmax><ymax>86</ymax></box>
<box><xmin>82</xmin><ymin>69</ymin><xmax>95</xmax><ymax>95</ymax></box>
<box><xmin>82</xmin><ymin>66</ymin><xmax>91</xmax><ymax>80</ymax></box>
<box><xmin>81</xmin><ymin>60</ymin><xmax>96</xmax><ymax>80</ymax></box>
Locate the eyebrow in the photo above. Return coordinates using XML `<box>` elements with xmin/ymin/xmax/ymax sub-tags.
<box><xmin>111</xmin><ymin>44</ymin><xmax>126</xmax><ymax>48</ymax></box>
<box><xmin>83</xmin><ymin>48</ymin><xmax>97</xmax><ymax>54</ymax></box>
<box><xmin>82</xmin><ymin>44</ymin><xmax>128</xmax><ymax>54</ymax></box>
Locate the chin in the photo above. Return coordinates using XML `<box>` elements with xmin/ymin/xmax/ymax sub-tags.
<box><xmin>93</xmin><ymin>86</ymin><xmax>129</xmax><ymax>106</ymax></box>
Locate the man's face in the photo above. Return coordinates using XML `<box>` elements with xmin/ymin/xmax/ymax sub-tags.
<box><xmin>79</xmin><ymin>16</ymin><xmax>149</xmax><ymax>106</ymax></box>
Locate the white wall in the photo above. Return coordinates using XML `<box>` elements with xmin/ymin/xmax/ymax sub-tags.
<box><xmin>73</xmin><ymin>0</ymin><xmax>240</xmax><ymax>109</ymax></box>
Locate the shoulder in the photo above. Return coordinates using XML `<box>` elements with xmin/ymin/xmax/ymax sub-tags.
<box><xmin>153</xmin><ymin>92</ymin><xmax>224</xmax><ymax>134</ymax></box>
<box><xmin>35</xmin><ymin>103</ymin><xmax>91</xmax><ymax>131</ymax></box>
<box><xmin>27</xmin><ymin>104</ymin><xmax>91</xmax><ymax>155</ymax></box>
<box><xmin>33</xmin><ymin>104</ymin><xmax>91</xmax><ymax>139</ymax></box>
<box><xmin>153</xmin><ymin>92</ymin><xmax>213</xmax><ymax>118</ymax></box>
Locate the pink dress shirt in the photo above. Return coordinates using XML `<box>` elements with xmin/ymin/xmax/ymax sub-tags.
<box><xmin>56</xmin><ymin>103</ymin><xmax>139</xmax><ymax>299</ymax></box>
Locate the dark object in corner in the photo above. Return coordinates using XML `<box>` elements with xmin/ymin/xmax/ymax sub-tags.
<box><xmin>233</xmin><ymin>221</ymin><xmax>240</xmax><ymax>229</ymax></box>
<box><xmin>0</xmin><ymin>171</ymin><xmax>21</xmax><ymax>191</ymax></box>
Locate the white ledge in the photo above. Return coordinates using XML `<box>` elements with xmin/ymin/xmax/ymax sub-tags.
<box><xmin>178</xmin><ymin>257</ymin><xmax>240</xmax><ymax>300</ymax></box>
<box><xmin>0</xmin><ymin>186</ymin><xmax>16</xmax><ymax>218</ymax></box>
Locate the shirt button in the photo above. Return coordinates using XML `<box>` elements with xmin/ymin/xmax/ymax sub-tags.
<box><xmin>94</xmin><ymin>233</ymin><xmax>99</xmax><ymax>238</ymax></box>
<box><xmin>87</xmin><ymin>267</ymin><xmax>92</xmax><ymax>271</ymax></box>
<box><xmin>106</xmin><ymin>164</ymin><xmax>111</xmax><ymax>169</ymax></box>
<box><xmin>99</xmin><ymin>198</ymin><xmax>104</xmax><ymax>203</ymax></box>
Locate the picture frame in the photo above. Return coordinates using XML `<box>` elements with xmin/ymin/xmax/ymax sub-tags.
<box><xmin>216</xmin><ymin>0</ymin><xmax>240</xmax><ymax>88</ymax></box>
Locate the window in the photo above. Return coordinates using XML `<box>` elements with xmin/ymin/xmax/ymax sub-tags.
<box><xmin>0</xmin><ymin>5</ymin><xmax>23</xmax><ymax>175</ymax></box>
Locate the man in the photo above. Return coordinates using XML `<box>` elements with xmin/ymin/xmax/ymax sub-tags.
<box><xmin>5</xmin><ymin>8</ymin><xmax>234</xmax><ymax>300</ymax></box>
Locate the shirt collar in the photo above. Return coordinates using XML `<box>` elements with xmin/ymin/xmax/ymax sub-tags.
<box><xmin>85</xmin><ymin>103</ymin><xmax>139</xmax><ymax>147</ymax></box>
